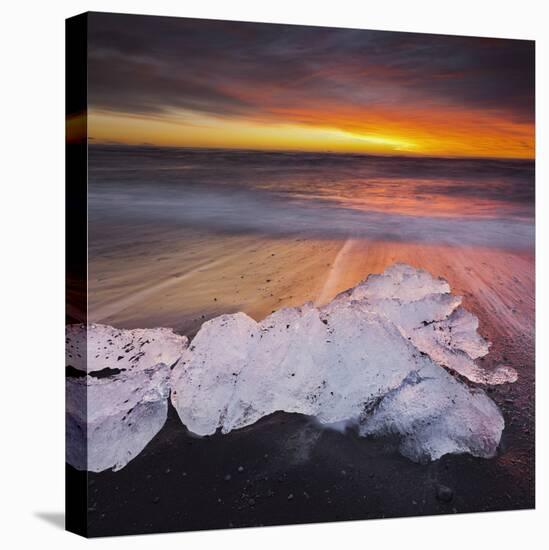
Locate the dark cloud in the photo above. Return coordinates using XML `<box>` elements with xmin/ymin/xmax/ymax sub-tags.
<box><xmin>87</xmin><ymin>12</ymin><xmax>534</xmax><ymax>123</ymax></box>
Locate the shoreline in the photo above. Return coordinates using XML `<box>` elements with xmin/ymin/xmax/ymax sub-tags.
<box><xmin>88</xmin><ymin>234</ymin><xmax>534</xmax><ymax>340</ymax></box>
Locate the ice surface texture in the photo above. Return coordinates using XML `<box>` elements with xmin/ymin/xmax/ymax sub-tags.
<box><xmin>67</xmin><ymin>264</ymin><xmax>514</xmax><ymax>471</ymax></box>
<box><xmin>66</xmin><ymin>325</ymin><xmax>188</xmax><ymax>472</ymax></box>
<box><xmin>65</xmin><ymin>324</ymin><xmax>186</xmax><ymax>375</ymax></box>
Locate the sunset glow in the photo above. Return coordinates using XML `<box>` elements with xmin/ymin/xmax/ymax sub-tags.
<box><xmin>87</xmin><ymin>14</ymin><xmax>534</xmax><ymax>159</ymax></box>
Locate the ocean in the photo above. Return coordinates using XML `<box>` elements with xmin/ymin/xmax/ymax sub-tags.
<box><xmin>88</xmin><ymin>145</ymin><xmax>534</xmax><ymax>251</ymax></box>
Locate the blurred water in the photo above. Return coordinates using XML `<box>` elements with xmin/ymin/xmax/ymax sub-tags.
<box><xmin>88</xmin><ymin>145</ymin><xmax>534</xmax><ymax>250</ymax></box>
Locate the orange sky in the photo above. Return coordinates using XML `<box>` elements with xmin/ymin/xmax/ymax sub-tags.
<box><xmin>89</xmin><ymin>104</ymin><xmax>534</xmax><ymax>159</ymax></box>
<box><xmin>86</xmin><ymin>15</ymin><xmax>535</xmax><ymax>159</ymax></box>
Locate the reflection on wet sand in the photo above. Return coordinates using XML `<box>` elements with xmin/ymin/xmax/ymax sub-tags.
<box><xmin>89</xmin><ymin>232</ymin><xmax>534</xmax><ymax>346</ymax></box>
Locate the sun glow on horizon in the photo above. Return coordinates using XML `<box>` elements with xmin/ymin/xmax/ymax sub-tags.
<box><xmin>339</xmin><ymin>130</ymin><xmax>418</xmax><ymax>152</ymax></box>
<box><xmin>88</xmin><ymin>105</ymin><xmax>534</xmax><ymax>160</ymax></box>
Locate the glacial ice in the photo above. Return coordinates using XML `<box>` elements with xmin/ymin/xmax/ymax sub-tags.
<box><xmin>333</xmin><ymin>265</ymin><xmax>517</xmax><ymax>385</ymax></box>
<box><xmin>67</xmin><ymin>264</ymin><xmax>513</xmax><ymax>471</ymax></box>
<box><xmin>66</xmin><ymin>365</ymin><xmax>172</xmax><ymax>472</ymax></box>
<box><xmin>65</xmin><ymin>323</ymin><xmax>187</xmax><ymax>375</ymax></box>
<box><xmin>171</xmin><ymin>265</ymin><xmax>507</xmax><ymax>461</ymax></box>
<box><xmin>66</xmin><ymin>325</ymin><xmax>188</xmax><ymax>472</ymax></box>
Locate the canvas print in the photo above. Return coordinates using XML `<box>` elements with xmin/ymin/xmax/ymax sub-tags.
<box><xmin>65</xmin><ymin>12</ymin><xmax>535</xmax><ymax>537</ymax></box>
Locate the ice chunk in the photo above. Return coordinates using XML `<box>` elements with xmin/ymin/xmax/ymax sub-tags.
<box><xmin>345</xmin><ymin>262</ymin><xmax>451</xmax><ymax>302</ymax></box>
<box><xmin>66</xmin><ymin>324</ymin><xmax>187</xmax><ymax>472</ymax></box>
<box><xmin>67</xmin><ymin>365</ymin><xmax>171</xmax><ymax>472</ymax></box>
<box><xmin>359</xmin><ymin>367</ymin><xmax>504</xmax><ymax>461</ymax></box>
<box><xmin>65</xmin><ymin>323</ymin><xmax>187</xmax><ymax>375</ymax></box>
<box><xmin>67</xmin><ymin>264</ymin><xmax>513</xmax><ymax>471</ymax></box>
<box><xmin>171</xmin><ymin>312</ymin><xmax>260</xmax><ymax>436</ymax></box>
<box><xmin>171</xmin><ymin>264</ymin><xmax>509</xmax><ymax>461</ymax></box>
<box><xmin>333</xmin><ymin>264</ymin><xmax>516</xmax><ymax>384</ymax></box>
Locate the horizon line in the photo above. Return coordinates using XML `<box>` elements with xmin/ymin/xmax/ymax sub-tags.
<box><xmin>87</xmin><ymin>140</ymin><xmax>535</xmax><ymax>163</ymax></box>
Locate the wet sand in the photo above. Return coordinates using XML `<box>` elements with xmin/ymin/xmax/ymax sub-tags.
<box><xmin>88</xmin><ymin>233</ymin><xmax>534</xmax><ymax>340</ymax></box>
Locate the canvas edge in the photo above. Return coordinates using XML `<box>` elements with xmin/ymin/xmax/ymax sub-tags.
<box><xmin>65</xmin><ymin>11</ymin><xmax>89</xmax><ymax>538</ymax></box>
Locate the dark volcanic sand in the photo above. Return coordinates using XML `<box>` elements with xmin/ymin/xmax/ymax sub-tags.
<box><xmin>74</xmin><ymin>367</ymin><xmax>534</xmax><ymax>537</ymax></box>
<box><xmin>70</xmin><ymin>245</ymin><xmax>535</xmax><ymax>537</ymax></box>
<box><xmin>74</xmin><ymin>242</ymin><xmax>535</xmax><ymax>536</ymax></box>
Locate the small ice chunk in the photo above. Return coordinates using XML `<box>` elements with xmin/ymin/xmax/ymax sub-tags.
<box><xmin>359</xmin><ymin>366</ymin><xmax>504</xmax><ymax>461</ymax></box>
<box><xmin>335</xmin><ymin>264</ymin><xmax>516</xmax><ymax>385</ymax></box>
<box><xmin>65</xmin><ymin>323</ymin><xmax>187</xmax><ymax>375</ymax></box>
<box><xmin>171</xmin><ymin>312</ymin><xmax>260</xmax><ymax>436</ymax></box>
<box><xmin>66</xmin><ymin>324</ymin><xmax>187</xmax><ymax>472</ymax></box>
<box><xmin>67</xmin><ymin>365</ymin><xmax>170</xmax><ymax>472</ymax></box>
<box><xmin>345</xmin><ymin>263</ymin><xmax>451</xmax><ymax>302</ymax></box>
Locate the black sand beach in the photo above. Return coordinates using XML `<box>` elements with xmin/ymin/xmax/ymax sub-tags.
<box><xmin>70</xmin><ymin>147</ymin><xmax>535</xmax><ymax>536</ymax></box>
<box><xmin>74</xmin><ymin>311</ymin><xmax>534</xmax><ymax>537</ymax></box>
<box><xmin>76</xmin><ymin>385</ymin><xmax>533</xmax><ymax>537</ymax></box>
